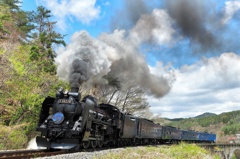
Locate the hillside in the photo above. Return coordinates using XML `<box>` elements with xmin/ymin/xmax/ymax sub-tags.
<box><xmin>163</xmin><ymin>112</ymin><xmax>217</xmax><ymax>122</ymax></box>
<box><xmin>194</xmin><ymin>112</ymin><xmax>217</xmax><ymax>118</ymax></box>
<box><xmin>164</xmin><ymin>110</ymin><xmax>240</xmax><ymax>142</ymax></box>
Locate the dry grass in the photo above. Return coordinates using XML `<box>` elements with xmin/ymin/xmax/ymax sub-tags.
<box><xmin>0</xmin><ymin>123</ymin><xmax>28</xmax><ymax>150</ymax></box>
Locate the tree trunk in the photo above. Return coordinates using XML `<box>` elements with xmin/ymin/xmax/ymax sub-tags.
<box><xmin>108</xmin><ymin>89</ymin><xmax>118</xmax><ymax>104</ymax></box>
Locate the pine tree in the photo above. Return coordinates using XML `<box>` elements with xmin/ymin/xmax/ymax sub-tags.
<box><xmin>29</xmin><ymin>6</ymin><xmax>66</xmax><ymax>74</ymax></box>
<box><xmin>0</xmin><ymin>0</ymin><xmax>34</xmax><ymax>41</ymax></box>
<box><xmin>0</xmin><ymin>5</ymin><xmax>11</xmax><ymax>39</ymax></box>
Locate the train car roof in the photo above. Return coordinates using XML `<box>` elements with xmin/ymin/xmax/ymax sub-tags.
<box><xmin>162</xmin><ymin>125</ymin><xmax>179</xmax><ymax>129</ymax></box>
<box><xmin>99</xmin><ymin>103</ymin><xmax>120</xmax><ymax>112</ymax></box>
<box><xmin>138</xmin><ymin>118</ymin><xmax>154</xmax><ymax>123</ymax></box>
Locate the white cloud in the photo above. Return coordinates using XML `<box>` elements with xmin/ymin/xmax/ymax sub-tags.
<box><xmin>222</xmin><ymin>0</ymin><xmax>240</xmax><ymax>24</ymax></box>
<box><xmin>38</xmin><ymin>0</ymin><xmax>101</xmax><ymax>30</ymax></box>
<box><xmin>148</xmin><ymin>52</ymin><xmax>240</xmax><ymax>118</ymax></box>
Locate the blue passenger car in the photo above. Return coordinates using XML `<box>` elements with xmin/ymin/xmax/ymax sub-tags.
<box><xmin>181</xmin><ymin>130</ymin><xmax>198</xmax><ymax>142</ymax></box>
<box><xmin>162</xmin><ymin>126</ymin><xmax>181</xmax><ymax>142</ymax></box>
<box><xmin>198</xmin><ymin>132</ymin><xmax>216</xmax><ymax>143</ymax></box>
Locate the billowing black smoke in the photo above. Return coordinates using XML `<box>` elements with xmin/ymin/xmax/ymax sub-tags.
<box><xmin>165</xmin><ymin>0</ymin><xmax>219</xmax><ymax>51</ymax></box>
<box><xmin>69</xmin><ymin>59</ymin><xmax>89</xmax><ymax>92</ymax></box>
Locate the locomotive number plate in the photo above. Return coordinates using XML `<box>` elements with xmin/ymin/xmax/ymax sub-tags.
<box><xmin>58</xmin><ymin>99</ymin><xmax>71</xmax><ymax>104</ymax></box>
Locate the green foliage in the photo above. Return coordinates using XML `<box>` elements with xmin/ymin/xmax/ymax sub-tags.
<box><xmin>0</xmin><ymin>0</ymin><xmax>34</xmax><ymax>40</ymax></box>
<box><xmin>9</xmin><ymin>54</ymin><xmax>26</xmax><ymax>76</ymax></box>
<box><xmin>2</xmin><ymin>45</ymin><xmax>68</xmax><ymax>127</ymax></box>
<box><xmin>222</xmin><ymin>123</ymin><xmax>240</xmax><ymax>135</ymax></box>
<box><xmin>30</xmin><ymin>6</ymin><xmax>66</xmax><ymax>52</ymax></box>
<box><xmin>232</xmin><ymin>154</ymin><xmax>237</xmax><ymax>159</ymax></box>
<box><xmin>8</xmin><ymin>128</ymin><xmax>28</xmax><ymax>149</ymax></box>
<box><xmin>16</xmin><ymin>10</ymin><xmax>35</xmax><ymax>38</ymax></box>
<box><xmin>0</xmin><ymin>0</ymin><xmax>22</xmax><ymax>11</ymax></box>
<box><xmin>29</xmin><ymin>45</ymin><xmax>57</xmax><ymax>73</ymax></box>
<box><xmin>0</xmin><ymin>44</ymin><xmax>69</xmax><ymax>150</ymax></box>
<box><xmin>0</xmin><ymin>47</ymin><xmax>5</xmax><ymax>55</ymax></box>
<box><xmin>0</xmin><ymin>5</ymin><xmax>11</xmax><ymax>38</ymax></box>
<box><xmin>27</xmin><ymin>6</ymin><xmax>65</xmax><ymax>74</ymax></box>
<box><xmin>0</xmin><ymin>124</ymin><xmax>28</xmax><ymax>150</ymax></box>
<box><xmin>30</xmin><ymin>45</ymin><xmax>40</xmax><ymax>60</ymax></box>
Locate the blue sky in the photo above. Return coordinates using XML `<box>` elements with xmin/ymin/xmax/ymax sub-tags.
<box><xmin>21</xmin><ymin>0</ymin><xmax>240</xmax><ymax>118</ymax></box>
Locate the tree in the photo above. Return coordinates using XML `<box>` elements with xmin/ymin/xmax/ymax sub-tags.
<box><xmin>29</xmin><ymin>6</ymin><xmax>66</xmax><ymax>73</ymax></box>
<box><xmin>0</xmin><ymin>5</ymin><xmax>11</xmax><ymax>39</ymax></box>
<box><xmin>112</xmin><ymin>83</ymin><xmax>151</xmax><ymax>117</ymax></box>
<box><xmin>0</xmin><ymin>0</ymin><xmax>34</xmax><ymax>40</ymax></box>
<box><xmin>79</xmin><ymin>75</ymin><xmax>121</xmax><ymax>104</ymax></box>
<box><xmin>30</xmin><ymin>6</ymin><xmax>66</xmax><ymax>58</ymax></box>
<box><xmin>1</xmin><ymin>45</ymin><xmax>68</xmax><ymax>126</ymax></box>
<box><xmin>0</xmin><ymin>0</ymin><xmax>21</xmax><ymax>11</ymax></box>
<box><xmin>103</xmin><ymin>75</ymin><xmax>121</xmax><ymax>104</ymax></box>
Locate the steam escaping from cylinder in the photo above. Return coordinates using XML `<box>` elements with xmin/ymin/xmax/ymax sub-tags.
<box><xmin>27</xmin><ymin>137</ymin><xmax>45</xmax><ymax>150</ymax></box>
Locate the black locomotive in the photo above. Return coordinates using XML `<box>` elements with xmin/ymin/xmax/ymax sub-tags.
<box><xmin>36</xmin><ymin>87</ymin><xmax>216</xmax><ymax>149</ymax></box>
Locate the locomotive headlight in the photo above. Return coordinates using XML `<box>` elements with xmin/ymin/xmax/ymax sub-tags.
<box><xmin>52</xmin><ymin>112</ymin><xmax>64</xmax><ymax>124</ymax></box>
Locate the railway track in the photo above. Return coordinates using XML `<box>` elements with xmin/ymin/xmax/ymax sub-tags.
<box><xmin>0</xmin><ymin>149</ymin><xmax>67</xmax><ymax>159</ymax></box>
<box><xmin>0</xmin><ymin>147</ymin><xmax>111</xmax><ymax>159</ymax></box>
<box><xmin>0</xmin><ymin>143</ymin><xmax>174</xmax><ymax>159</ymax></box>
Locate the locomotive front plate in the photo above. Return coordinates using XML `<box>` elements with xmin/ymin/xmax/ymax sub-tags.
<box><xmin>58</xmin><ymin>99</ymin><xmax>71</xmax><ymax>104</ymax></box>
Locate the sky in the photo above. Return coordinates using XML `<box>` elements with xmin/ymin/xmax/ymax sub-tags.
<box><xmin>21</xmin><ymin>0</ymin><xmax>240</xmax><ymax>119</ymax></box>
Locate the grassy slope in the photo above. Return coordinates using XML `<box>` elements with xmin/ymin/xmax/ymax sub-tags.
<box><xmin>95</xmin><ymin>143</ymin><xmax>220</xmax><ymax>159</ymax></box>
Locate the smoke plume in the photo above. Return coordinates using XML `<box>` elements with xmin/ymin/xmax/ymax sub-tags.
<box><xmin>55</xmin><ymin>31</ymin><xmax>113</xmax><ymax>90</ymax></box>
<box><xmin>55</xmin><ymin>29</ymin><xmax>174</xmax><ymax>97</ymax></box>
<box><xmin>165</xmin><ymin>0</ymin><xmax>218</xmax><ymax>50</ymax></box>
<box><xmin>69</xmin><ymin>59</ymin><xmax>89</xmax><ymax>89</ymax></box>
<box><xmin>99</xmin><ymin>30</ymin><xmax>173</xmax><ymax>97</ymax></box>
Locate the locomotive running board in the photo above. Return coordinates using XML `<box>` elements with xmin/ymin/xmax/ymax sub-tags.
<box><xmin>36</xmin><ymin>136</ymin><xmax>51</xmax><ymax>148</ymax></box>
<box><xmin>36</xmin><ymin>136</ymin><xmax>79</xmax><ymax>149</ymax></box>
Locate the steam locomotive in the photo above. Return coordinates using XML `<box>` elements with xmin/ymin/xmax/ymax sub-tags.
<box><xmin>36</xmin><ymin>87</ymin><xmax>216</xmax><ymax>149</ymax></box>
